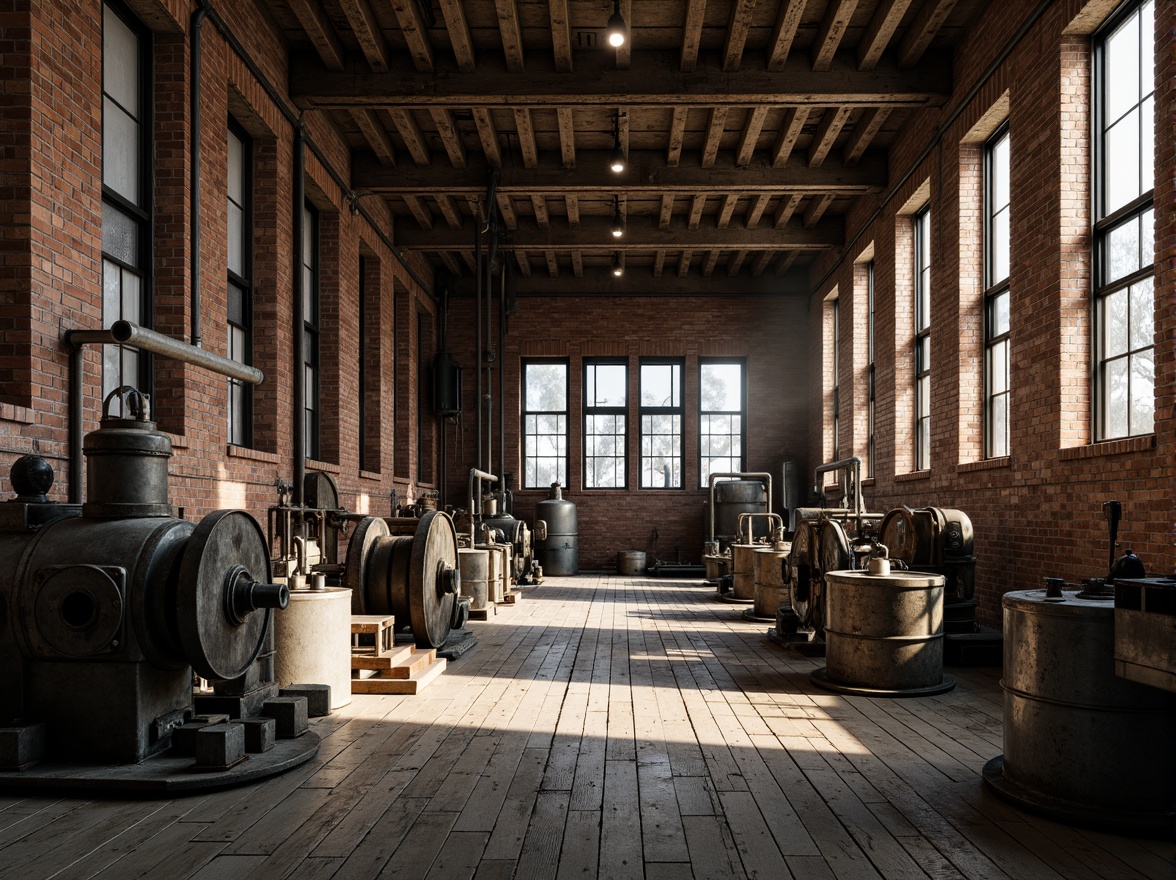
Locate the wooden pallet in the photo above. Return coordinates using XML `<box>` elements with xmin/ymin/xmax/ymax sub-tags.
<box><xmin>349</xmin><ymin>615</ymin><xmax>447</xmax><ymax>695</ymax></box>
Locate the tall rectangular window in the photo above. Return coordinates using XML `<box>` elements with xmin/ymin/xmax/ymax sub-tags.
<box><xmin>700</xmin><ymin>359</ymin><xmax>745</xmax><ymax>487</ymax></box>
<box><xmin>583</xmin><ymin>360</ymin><xmax>627</xmax><ymax>489</ymax></box>
<box><xmin>913</xmin><ymin>207</ymin><xmax>931</xmax><ymax>471</ymax></box>
<box><xmin>1095</xmin><ymin>0</ymin><xmax>1154</xmax><ymax>440</ymax></box>
<box><xmin>302</xmin><ymin>202</ymin><xmax>320</xmax><ymax>461</ymax></box>
<box><xmin>831</xmin><ymin>297</ymin><xmax>840</xmax><ymax>461</ymax></box>
<box><xmin>102</xmin><ymin>2</ymin><xmax>151</xmax><ymax>408</ymax></box>
<box><xmin>985</xmin><ymin>126</ymin><xmax>1011</xmax><ymax>458</ymax></box>
<box><xmin>867</xmin><ymin>261</ymin><xmax>876</xmax><ymax>476</ymax></box>
<box><xmin>522</xmin><ymin>360</ymin><xmax>568</xmax><ymax>489</ymax></box>
<box><xmin>358</xmin><ymin>255</ymin><xmax>368</xmax><ymax>468</ymax></box>
<box><xmin>227</xmin><ymin>120</ymin><xmax>252</xmax><ymax>447</ymax></box>
<box><xmin>640</xmin><ymin>359</ymin><xmax>683</xmax><ymax>488</ymax></box>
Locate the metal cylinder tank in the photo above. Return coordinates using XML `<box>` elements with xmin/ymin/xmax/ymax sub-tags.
<box><xmin>617</xmin><ymin>551</ymin><xmax>646</xmax><ymax>575</ymax></box>
<box><xmin>983</xmin><ymin>590</ymin><xmax>1176</xmax><ymax>836</ymax></box>
<box><xmin>753</xmin><ymin>546</ymin><xmax>790</xmax><ymax>619</ymax></box>
<box><xmin>459</xmin><ymin>548</ymin><xmax>489</xmax><ymax>611</ymax></box>
<box><xmin>713</xmin><ymin>481</ymin><xmax>767</xmax><ymax>546</ymax></box>
<box><xmin>811</xmin><ymin>569</ymin><xmax>954</xmax><ymax>697</ymax></box>
<box><xmin>274</xmin><ymin>587</ymin><xmax>353</xmax><ymax>710</ymax></box>
<box><xmin>535</xmin><ymin>483</ymin><xmax>578</xmax><ymax>576</ymax></box>
<box><xmin>730</xmin><ymin>544</ymin><xmax>758</xmax><ymax>601</ymax></box>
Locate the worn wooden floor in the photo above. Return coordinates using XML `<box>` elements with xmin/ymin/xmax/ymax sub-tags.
<box><xmin>0</xmin><ymin>574</ymin><xmax>1172</xmax><ymax>880</ymax></box>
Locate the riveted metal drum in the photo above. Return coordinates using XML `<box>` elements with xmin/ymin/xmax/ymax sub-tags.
<box><xmin>83</xmin><ymin>387</ymin><xmax>174</xmax><ymax>518</ymax></box>
<box><xmin>535</xmin><ymin>483</ymin><xmax>578</xmax><ymax>576</ymax></box>
<box><xmin>274</xmin><ymin>587</ymin><xmax>353</xmax><ymax>709</ymax></box>
<box><xmin>983</xmin><ymin>590</ymin><xmax>1176</xmax><ymax>836</ymax></box>
<box><xmin>482</xmin><ymin>543</ymin><xmax>510</xmax><ymax>603</ymax></box>
<box><xmin>458</xmin><ymin>548</ymin><xmax>490</xmax><ymax>611</ymax></box>
<box><xmin>753</xmin><ymin>545</ymin><xmax>791</xmax><ymax>619</ymax></box>
<box><xmin>617</xmin><ymin>551</ymin><xmax>646</xmax><ymax>575</ymax></box>
<box><xmin>713</xmin><ymin>481</ymin><xmax>767</xmax><ymax>546</ymax></box>
<box><xmin>811</xmin><ymin>569</ymin><xmax>954</xmax><ymax>697</ymax></box>
<box><xmin>730</xmin><ymin>544</ymin><xmax>758</xmax><ymax>601</ymax></box>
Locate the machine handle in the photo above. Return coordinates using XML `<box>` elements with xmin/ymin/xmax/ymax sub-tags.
<box><xmin>224</xmin><ymin>565</ymin><xmax>290</xmax><ymax>626</ymax></box>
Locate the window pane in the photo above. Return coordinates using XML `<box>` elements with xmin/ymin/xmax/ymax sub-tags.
<box><xmin>228</xmin><ymin>130</ymin><xmax>244</xmax><ymax>203</ymax></box>
<box><xmin>103</xmin><ymin>5</ymin><xmax>139</xmax><ymax>116</ymax></box>
<box><xmin>526</xmin><ymin>363</ymin><xmax>567</xmax><ymax>410</ymax></box>
<box><xmin>103</xmin><ymin>260</ymin><xmax>121</xmax><ymax>327</ymax></box>
<box><xmin>1130</xmin><ymin>349</ymin><xmax>1153</xmax><ymax>435</ymax></box>
<box><xmin>992</xmin><ymin>135</ymin><xmax>1010</xmax><ymax>207</ymax></box>
<box><xmin>587</xmin><ymin>363</ymin><xmax>626</xmax><ymax>407</ymax></box>
<box><xmin>121</xmin><ymin>268</ymin><xmax>141</xmax><ymax>321</ymax></box>
<box><xmin>1105</xmin><ymin>217</ymin><xmax>1140</xmax><ymax>284</ymax></box>
<box><xmin>1103</xmin><ymin>289</ymin><xmax>1128</xmax><ymax>357</ymax></box>
<box><xmin>228</xmin><ymin>203</ymin><xmax>244</xmax><ymax>276</ymax></box>
<box><xmin>1105</xmin><ymin>12</ymin><xmax>1140</xmax><ymax>122</ymax></box>
<box><xmin>1140</xmin><ymin>95</ymin><xmax>1153</xmax><ymax>193</ymax></box>
<box><xmin>1104</xmin><ymin>357</ymin><xmax>1129</xmax><ymax>438</ymax></box>
<box><xmin>101</xmin><ymin>202</ymin><xmax>139</xmax><ymax>267</ymax></box>
<box><xmin>1105</xmin><ymin>111</ymin><xmax>1141</xmax><ymax>212</ymax></box>
<box><xmin>701</xmin><ymin>363</ymin><xmax>741</xmax><ymax>411</ymax></box>
<box><xmin>992</xmin><ymin>207</ymin><xmax>1010</xmax><ymax>283</ymax></box>
<box><xmin>990</xmin><ymin>339</ymin><xmax>1008</xmax><ymax>394</ymax></box>
<box><xmin>1129</xmin><ymin>277</ymin><xmax>1153</xmax><ymax>350</ymax></box>
<box><xmin>991</xmin><ymin>290</ymin><xmax>1010</xmax><ymax>337</ymax></box>
<box><xmin>103</xmin><ymin>98</ymin><xmax>140</xmax><ymax>203</ymax></box>
<box><xmin>641</xmin><ymin>363</ymin><xmax>680</xmax><ymax>407</ymax></box>
<box><xmin>1140</xmin><ymin>207</ymin><xmax>1153</xmax><ymax>267</ymax></box>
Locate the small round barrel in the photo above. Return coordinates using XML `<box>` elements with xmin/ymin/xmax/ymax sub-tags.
<box><xmin>459</xmin><ymin>548</ymin><xmax>490</xmax><ymax>611</ymax></box>
<box><xmin>811</xmin><ymin>569</ymin><xmax>953</xmax><ymax>697</ymax></box>
<box><xmin>731</xmin><ymin>544</ymin><xmax>758</xmax><ymax>601</ymax></box>
<box><xmin>274</xmin><ymin>587</ymin><xmax>353</xmax><ymax>710</ymax></box>
<box><xmin>983</xmin><ymin>590</ymin><xmax>1176</xmax><ymax>836</ymax></box>
<box><xmin>483</xmin><ymin>545</ymin><xmax>505</xmax><ymax>603</ymax></box>
<box><xmin>753</xmin><ymin>545</ymin><xmax>790</xmax><ymax>618</ymax></box>
<box><xmin>617</xmin><ymin>551</ymin><xmax>646</xmax><ymax>575</ymax></box>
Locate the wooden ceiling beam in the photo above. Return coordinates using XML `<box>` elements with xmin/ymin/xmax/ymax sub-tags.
<box><xmin>495</xmin><ymin>0</ymin><xmax>526</xmax><ymax>72</ymax></box>
<box><xmin>701</xmin><ymin>107</ymin><xmax>728</xmax><ymax>169</ymax></box>
<box><xmin>496</xmin><ymin>194</ymin><xmax>517</xmax><ymax>230</ymax></box>
<box><xmin>716</xmin><ymin>194</ymin><xmax>739</xmax><ymax>229</ymax></box>
<box><xmin>429</xmin><ymin>108</ymin><xmax>467</xmax><ymax>168</ymax></box>
<box><xmin>615</xmin><ymin>0</ymin><xmax>632</xmax><ymax>70</ymax></box>
<box><xmin>771</xmin><ymin>107</ymin><xmax>809</xmax><ymax>167</ymax></box>
<box><xmin>386</xmin><ymin>108</ymin><xmax>429</xmax><ymax>165</ymax></box>
<box><xmin>803</xmin><ymin>193</ymin><xmax>835</xmax><ymax>227</ymax></box>
<box><xmin>678</xmin><ymin>250</ymin><xmax>693</xmax><ymax>278</ymax></box>
<box><xmin>531</xmin><ymin>195</ymin><xmax>549</xmax><ymax>229</ymax></box>
<box><xmin>767</xmin><ymin>0</ymin><xmax>808</xmax><ymax>71</ymax></box>
<box><xmin>858</xmin><ymin>0</ymin><xmax>915</xmax><ymax>70</ymax></box>
<box><xmin>727</xmin><ymin>250</ymin><xmax>748</xmax><ymax>276</ymax></box>
<box><xmin>544</xmin><ymin>249</ymin><xmax>559</xmax><ymax>277</ymax></box>
<box><xmin>667</xmin><ymin>107</ymin><xmax>688</xmax><ymax>168</ymax></box>
<box><xmin>354</xmin><ymin>151</ymin><xmax>886</xmax><ymax>194</ymax></box>
<box><xmin>750</xmin><ymin>251</ymin><xmax>773</xmax><ymax>276</ymax></box>
<box><xmin>572</xmin><ymin>250</ymin><xmax>583</xmax><ymax>277</ymax></box>
<box><xmin>440</xmin><ymin>251</ymin><xmax>462</xmax><ymax>275</ymax></box>
<box><xmin>287</xmin><ymin>0</ymin><xmax>346</xmax><ymax>71</ymax></box>
<box><xmin>745</xmin><ymin>193</ymin><xmax>770</xmax><ymax>229</ymax></box>
<box><xmin>843</xmin><ymin>107</ymin><xmax>890</xmax><ymax>166</ymax></box>
<box><xmin>435</xmin><ymin>195</ymin><xmax>463</xmax><ymax>229</ymax></box>
<box><xmin>350</xmin><ymin>109</ymin><xmax>396</xmax><ymax>166</ymax></box>
<box><xmin>653</xmin><ymin>250</ymin><xmax>665</xmax><ymax>277</ymax></box>
<box><xmin>659</xmin><ymin>195</ymin><xmax>674</xmax><ymax>229</ymax></box>
<box><xmin>702</xmin><ymin>250</ymin><xmax>720</xmax><ymax>277</ymax></box>
<box><xmin>550</xmin><ymin>0</ymin><xmax>573</xmax><ymax>73</ymax></box>
<box><xmin>402</xmin><ymin>195</ymin><xmax>433</xmax><ymax>229</ymax></box>
<box><xmin>556</xmin><ymin>107</ymin><xmax>576</xmax><ymax>168</ymax></box>
<box><xmin>774</xmin><ymin>194</ymin><xmax>802</xmax><ymax>228</ymax></box>
<box><xmin>337</xmin><ymin>0</ymin><xmax>390</xmax><ymax>72</ymax></box>
<box><xmin>390</xmin><ymin>0</ymin><xmax>435</xmax><ymax>72</ymax></box>
<box><xmin>395</xmin><ymin>216</ymin><xmax>842</xmax><ymax>251</ymax></box>
<box><xmin>437</xmin><ymin>0</ymin><xmax>476</xmax><ymax>72</ymax></box>
<box><xmin>565</xmin><ymin>195</ymin><xmax>580</xmax><ymax>226</ymax></box>
<box><xmin>813</xmin><ymin>0</ymin><xmax>861</xmax><ymax>72</ymax></box>
<box><xmin>448</xmin><ymin>266</ymin><xmax>809</xmax><ymax>295</ymax></box>
<box><xmin>472</xmin><ymin>108</ymin><xmax>502</xmax><ymax>167</ymax></box>
<box><xmin>776</xmin><ymin>251</ymin><xmax>799</xmax><ymax>275</ymax></box>
<box><xmin>898</xmin><ymin>0</ymin><xmax>959</xmax><ymax>69</ymax></box>
<box><xmin>736</xmin><ymin>106</ymin><xmax>769</xmax><ymax>166</ymax></box>
<box><xmin>290</xmin><ymin>51</ymin><xmax>952</xmax><ymax>108</ymax></box>
<box><xmin>808</xmin><ymin>106</ymin><xmax>852</xmax><ymax>167</ymax></box>
<box><xmin>515</xmin><ymin>251</ymin><xmax>532</xmax><ymax>277</ymax></box>
<box><xmin>688</xmin><ymin>195</ymin><xmax>707</xmax><ymax>230</ymax></box>
<box><xmin>681</xmin><ymin>0</ymin><xmax>708</xmax><ymax>72</ymax></box>
<box><xmin>514</xmin><ymin>108</ymin><xmax>539</xmax><ymax>168</ymax></box>
<box><xmin>723</xmin><ymin>0</ymin><xmax>757</xmax><ymax>72</ymax></box>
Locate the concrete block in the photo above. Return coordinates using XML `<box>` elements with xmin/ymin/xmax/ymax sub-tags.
<box><xmin>240</xmin><ymin>717</ymin><xmax>276</xmax><ymax>754</ymax></box>
<box><xmin>171</xmin><ymin>722</ymin><xmax>211</xmax><ymax>757</ymax></box>
<box><xmin>194</xmin><ymin>723</ymin><xmax>246</xmax><ymax>770</ymax></box>
<box><xmin>279</xmin><ymin>684</ymin><xmax>331</xmax><ymax>717</ymax></box>
<box><xmin>261</xmin><ymin>697</ymin><xmax>309</xmax><ymax>738</ymax></box>
<box><xmin>0</xmin><ymin>721</ymin><xmax>46</xmax><ymax>770</ymax></box>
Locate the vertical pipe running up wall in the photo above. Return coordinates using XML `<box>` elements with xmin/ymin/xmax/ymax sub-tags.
<box><xmin>475</xmin><ymin>217</ymin><xmax>482</xmax><ymax>473</ymax></box>
<box><xmin>292</xmin><ymin>126</ymin><xmax>306</xmax><ymax>506</ymax></box>
<box><xmin>190</xmin><ymin>2</ymin><xmax>209</xmax><ymax>347</ymax></box>
<box><xmin>498</xmin><ymin>264</ymin><xmax>506</xmax><ymax>490</ymax></box>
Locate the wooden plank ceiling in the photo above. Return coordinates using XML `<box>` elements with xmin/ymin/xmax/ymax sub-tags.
<box><xmin>265</xmin><ymin>0</ymin><xmax>982</xmax><ymax>295</ymax></box>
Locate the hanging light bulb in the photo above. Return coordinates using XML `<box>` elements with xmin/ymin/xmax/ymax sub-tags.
<box><xmin>611</xmin><ymin>196</ymin><xmax>624</xmax><ymax>238</ymax></box>
<box><xmin>612</xmin><ymin>252</ymin><xmax>624</xmax><ymax>277</ymax></box>
<box><xmin>609</xmin><ymin>112</ymin><xmax>625</xmax><ymax>173</ymax></box>
<box><xmin>606</xmin><ymin>1</ymin><xmax>627</xmax><ymax>48</ymax></box>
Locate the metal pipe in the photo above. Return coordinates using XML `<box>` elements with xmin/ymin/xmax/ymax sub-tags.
<box><xmin>468</xmin><ymin>467</ymin><xmax>497</xmax><ymax>544</ymax></box>
<box><xmin>707</xmin><ymin>471</ymin><xmax>773</xmax><ymax>543</ymax></box>
<box><xmin>292</xmin><ymin>127</ymin><xmax>306</xmax><ymax>506</ymax></box>
<box><xmin>67</xmin><ymin>341</ymin><xmax>83</xmax><ymax>503</ymax></box>
<box><xmin>68</xmin><ymin>321</ymin><xmax>263</xmax><ymax>384</ymax></box>
<box><xmin>498</xmin><ymin>264</ymin><xmax>506</xmax><ymax>488</ymax></box>
<box><xmin>475</xmin><ymin>216</ymin><xmax>483</xmax><ymax>471</ymax></box>
<box><xmin>190</xmin><ymin>1</ymin><xmax>209</xmax><ymax>347</ymax></box>
<box><xmin>814</xmin><ymin>456</ymin><xmax>864</xmax><ymax>519</ymax></box>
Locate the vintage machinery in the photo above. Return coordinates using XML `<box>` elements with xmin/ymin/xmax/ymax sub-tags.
<box><xmin>535</xmin><ymin>481</ymin><xmax>578</xmax><ymax>576</ymax></box>
<box><xmin>877</xmin><ymin>507</ymin><xmax>975</xmax><ymax>627</ymax></box>
<box><xmin>983</xmin><ymin>502</ymin><xmax>1176</xmax><ymax>836</ymax></box>
<box><xmin>1114</xmin><ymin>575</ymin><xmax>1176</xmax><ymax>692</ymax></box>
<box><xmin>0</xmin><ymin>388</ymin><xmax>316</xmax><ymax>788</ymax></box>
<box><xmin>268</xmin><ymin>472</ymin><xmax>345</xmax><ymax>589</ymax></box>
<box><xmin>343</xmin><ymin>510</ymin><xmax>464</xmax><ymax>649</ymax></box>
<box><xmin>461</xmin><ymin>469</ymin><xmax>540</xmax><ymax>585</ymax></box>
<box><xmin>705</xmin><ymin>472</ymin><xmax>773</xmax><ymax>550</ymax></box>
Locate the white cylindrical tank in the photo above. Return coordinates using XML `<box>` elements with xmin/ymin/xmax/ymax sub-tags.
<box><xmin>274</xmin><ymin>587</ymin><xmax>353</xmax><ymax>709</ymax></box>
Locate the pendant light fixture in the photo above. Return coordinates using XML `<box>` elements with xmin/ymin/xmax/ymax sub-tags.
<box><xmin>611</xmin><ymin>195</ymin><xmax>624</xmax><ymax>238</ymax></box>
<box><xmin>612</xmin><ymin>252</ymin><xmax>624</xmax><ymax>277</ymax></box>
<box><xmin>609</xmin><ymin>112</ymin><xmax>625</xmax><ymax>173</ymax></box>
<box><xmin>606</xmin><ymin>1</ymin><xmax>627</xmax><ymax>48</ymax></box>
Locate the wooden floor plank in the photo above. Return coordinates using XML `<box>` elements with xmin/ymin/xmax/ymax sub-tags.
<box><xmin>599</xmin><ymin>759</ymin><xmax>643</xmax><ymax>880</ymax></box>
<box><xmin>423</xmin><ymin>829</ymin><xmax>489</xmax><ymax>880</ymax></box>
<box><xmin>556</xmin><ymin>809</ymin><xmax>601</xmax><ymax>880</ymax></box>
<box><xmin>375</xmin><ymin>809</ymin><xmax>458</xmax><ymax>879</ymax></box>
<box><xmin>514</xmin><ymin>790</ymin><xmax>570</xmax><ymax>880</ymax></box>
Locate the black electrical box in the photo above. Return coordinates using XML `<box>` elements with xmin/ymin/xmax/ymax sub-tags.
<box><xmin>433</xmin><ymin>352</ymin><xmax>462</xmax><ymax>415</ymax></box>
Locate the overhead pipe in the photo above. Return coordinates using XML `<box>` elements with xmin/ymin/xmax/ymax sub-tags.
<box><xmin>814</xmin><ymin>456</ymin><xmax>864</xmax><ymax>519</ymax></box>
<box><xmin>292</xmin><ymin>125</ymin><xmax>306</xmax><ymax>506</ymax></box>
<box><xmin>498</xmin><ymin>261</ymin><xmax>506</xmax><ymax>496</ymax></box>
<box><xmin>707</xmin><ymin>472</ymin><xmax>773</xmax><ymax>544</ymax></box>
<box><xmin>189</xmin><ymin>1</ymin><xmax>209</xmax><ymax>347</ymax></box>
<box><xmin>65</xmin><ymin>321</ymin><xmax>265</xmax><ymax>504</ymax></box>
<box><xmin>475</xmin><ymin>213</ymin><xmax>483</xmax><ymax>472</ymax></box>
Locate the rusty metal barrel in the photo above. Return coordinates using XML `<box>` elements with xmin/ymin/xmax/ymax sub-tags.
<box><xmin>752</xmin><ymin>545</ymin><xmax>790</xmax><ymax>619</ymax></box>
<box><xmin>458</xmin><ymin>548</ymin><xmax>490</xmax><ymax>612</ymax></box>
<box><xmin>617</xmin><ymin>551</ymin><xmax>646</xmax><ymax>575</ymax></box>
<box><xmin>983</xmin><ymin>589</ymin><xmax>1176</xmax><ymax>836</ymax></box>
<box><xmin>811</xmin><ymin>568</ymin><xmax>954</xmax><ymax>697</ymax></box>
<box><xmin>730</xmin><ymin>544</ymin><xmax>758</xmax><ymax>601</ymax></box>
